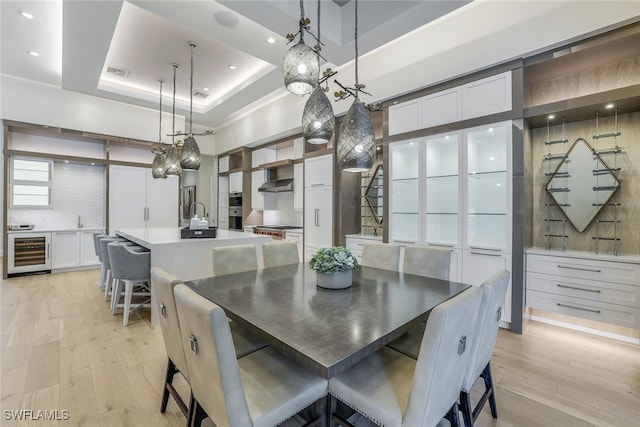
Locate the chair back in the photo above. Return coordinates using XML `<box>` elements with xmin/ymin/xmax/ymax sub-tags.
<box><xmin>108</xmin><ymin>243</ymin><xmax>150</xmax><ymax>281</ymax></box>
<box><xmin>403</xmin><ymin>286</ymin><xmax>482</xmax><ymax>427</ymax></box>
<box><xmin>263</xmin><ymin>241</ymin><xmax>299</xmax><ymax>268</ymax></box>
<box><xmin>361</xmin><ymin>243</ymin><xmax>401</xmax><ymax>271</ymax></box>
<box><xmin>403</xmin><ymin>246</ymin><xmax>451</xmax><ymax>280</ymax></box>
<box><xmin>151</xmin><ymin>267</ymin><xmax>190</xmax><ymax>382</ymax></box>
<box><xmin>99</xmin><ymin>237</ymin><xmax>120</xmax><ymax>270</ymax></box>
<box><xmin>174</xmin><ymin>284</ymin><xmax>252</xmax><ymax>427</ymax></box>
<box><xmin>211</xmin><ymin>244</ymin><xmax>258</xmax><ymax>277</ymax></box>
<box><xmin>93</xmin><ymin>232</ymin><xmax>106</xmax><ymax>258</ymax></box>
<box><xmin>461</xmin><ymin>270</ymin><xmax>510</xmax><ymax>393</ymax></box>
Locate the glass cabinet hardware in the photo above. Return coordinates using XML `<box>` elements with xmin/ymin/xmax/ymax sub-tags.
<box><xmin>593</xmin><ymin>185</ymin><xmax>618</xmax><ymax>192</ymax></box>
<box><xmin>544</xmin><ymin>218</ymin><xmax>567</xmax><ymax>222</ymax></box>
<box><xmin>545</xmin><ymin>203</ymin><xmax>571</xmax><ymax>207</ymax></box>
<box><xmin>594</xmin><ymin>220</ymin><xmax>621</xmax><ymax>224</ymax></box>
<box><xmin>543</xmin><ymin>153</ymin><xmax>567</xmax><ymax>161</ymax></box>
<box><xmin>593</xmin><ymin>168</ymin><xmax>621</xmax><ymax>175</ymax></box>
<box><xmin>593</xmin><ymin>146</ymin><xmax>623</xmax><ymax>155</ymax></box>
<box><xmin>545</xmin><ymin>171</ymin><xmax>570</xmax><ymax>177</ymax></box>
<box><xmin>592</xmin><ymin>202</ymin><xmax>621</xmax><ymax>207</ymax></box>
<box><xmin>591</xmin><ymin>236</ymin><xmax>621</xmax><ymax>241</ymax></box>
<box><xmin>545</xmin><ymin>234</ymin><xmax>569</xmax><ymax>238</ymax></box>
<box><xmin>547</xmin><ymin>187</ymin><xmax>570</xmax><ymax>193</ymax></box>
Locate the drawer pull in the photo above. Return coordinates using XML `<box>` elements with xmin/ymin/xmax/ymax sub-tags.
<box><xmin>557</xmin><ymin>303</ymin><xmax>601</xmax><ymax>314</ymax></box>
<box><xmin>557</xmin><ymin>265</ymin><xmax>602</xmax><ymax>273</ymax></box>
<box><xmin>470</xmin><ymin>246</ymin><xmax>501</xmax><ymax>252</ymax></box>
<box><xmin>557</xmin><ymin>284</ymin><xmax>601</xmax><ymax>293</ymax></box>
<box><xmin>429</xmin><ymin>243</ymin><xmax>454</xmax><ymax>248</ymax></box>
<box><xmin>470</xmin><ymin>251</ymin><xmax>502</xmax><ymax>257</ymax></box>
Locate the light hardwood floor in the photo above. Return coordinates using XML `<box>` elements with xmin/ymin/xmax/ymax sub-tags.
<box><xmin>1</xmin><ymin>267</ymin><xmax>639</xmax><ymax>426</ymax></box>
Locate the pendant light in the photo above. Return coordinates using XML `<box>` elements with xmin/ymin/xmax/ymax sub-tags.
<box><xmin>165</xmin><ymin>63</ymin><xmax>182</xmax><ymax>176</ymax></box>
<box><xmin>336</xmin><ymin>0</ymin><xmax>374</xmax><ymax>172</ymax></box>
<box><xmin>283</xmin><ymin>0</ymin><xmax>318</xmax><ymax>95</ymax></box>
<box><xmin>302</xmin><ymin>0</ymin><xmax>334</xmax><ymax>144</ymax></box>
<box><xmin>151</xmin><ymin>80</ymin><xmax>167</xmax><ymax>179</ymax></box>
<box><xmin>180</xmin><ymin>42</ymin><xmax>201</xmax><ymax>170</ymax></box>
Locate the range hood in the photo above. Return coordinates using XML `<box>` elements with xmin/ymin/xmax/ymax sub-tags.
<box><xmin>258</xmin><ymin>178</ymin><xmax>294</xmax><ymax>193</ymax></box>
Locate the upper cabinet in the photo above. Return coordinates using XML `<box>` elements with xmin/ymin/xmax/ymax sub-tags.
<box><xmin>219</xmin><ymin>155</ymin><xmax>229</xmax><ymax>173</ymax></box>
<box><xmin>388</xmin><ymin>71</ymin><xmax>512</xmax><ymax>136</ymax></box>
<box><xmin>304</xmin><ymin>154</ymin><xmax>333</xmax><ymax>188</ymax></box>
<box><xmin>251</xmin><ymin>147</ymin><xmax>277</xmax><ymax>168</ymax></box>
<box><xmin>229</xmin><ymin>171</ymin><xmax>243</xmax><ymax>194</ymax></box>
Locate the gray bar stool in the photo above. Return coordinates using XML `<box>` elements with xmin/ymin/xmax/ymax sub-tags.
<box><xmin>99</xmin><ymin>236</ymin><xmax>136</xmax><ymax>302</ymax></box>
<box><xmin>94</xmin><ymin>233</ymin><xmax>108</xmax><ymax>289</ymax></box>
<box><xmin>108</xmin><ymin>242</ymin><xmax>151</xmax><ymax>326</ymax></box>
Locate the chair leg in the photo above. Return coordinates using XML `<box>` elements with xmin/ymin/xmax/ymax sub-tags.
<box><xmin>459</xmin><ymin>389</ymin><xmax>473</xmax><ymax>427</ymax></box>
<box><xmin>191</xmin><ymin>400</ymin><xmax>207</xmax><ymax>427</ymax></box>
<box><xmin>482</xmin><ymin>362</ymin><xmax>498</xmax><ymax>419</ymax></box>
<box><xmin>123</xmin><ymin>280</ymin><xmax>133</xmax><ymax>326</ymax></box>
<box><xmin>446</xmin><ymin>403</ymin><xmax>460</xmax><ymax>427</ymax></box>
<box><xmin>161</xmin><ymin>359</ymin><xmax>176</xmax><ymax>413</ymax></box>
<box><xmin>98</xmin><ymin>264</ymin><xmax>105</xmax><ymax>289</ymax></box>
<box><xmin>111</xmin><ymin>280</ymin><xmax>123</xmax><ymax>314</ymax></box>
<box><xmin>103</xmin><ymin>270</ymin><xmax>112</xmax><ymax>301</ymax></box>
<box><xmin>186</xmin><ymin>392</ymin><xmax>195</xmax><ymax>427</ymax></box>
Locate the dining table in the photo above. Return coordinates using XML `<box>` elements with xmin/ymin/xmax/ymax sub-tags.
<box><xmin>184</xmin><ymin>263</ymin><xmax>471</xmax><ymax>379</ymax></box>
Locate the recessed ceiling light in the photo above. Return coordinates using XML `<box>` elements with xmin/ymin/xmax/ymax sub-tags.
<box><xmin>605</xmin><ymin>103</ymin><xmax>615</xmax><ymax>109</ymax></box>
<box><xmin>266</xmin><ymin>37</ymin><xmax>275</xmax><ymax>44</ymax></box>
<box><xmin>28</xmin><ymin>51</ymin><xmax>39</xmax><ymax>57</ymax></box>
<box><xmin>228</xmin><ymin>65</ymin><xmax>236</xmax><ymax>70</ymax></box>
<box><xmin>202</xmin><ymin>87</ymin><xmax>209</xmax><ymax>91</ymax></box>
<box><xmin>64</xmin><ymin>160</ymin><xmax>69</xmax><ymax>164</ymax></box>
<box><xmin>20</xmin><ymin>11</ymin><xmax>34</xmax><ymax>19</ymax></box>
<box><xmin>547</xmin><ymin>114</ymin><xmax>555</xmax><ymax>120</ymax></box>
<box><xmin>392</xmin><ymin>101</ymin><xmax>398</xmax><ymax>105</ymax></box>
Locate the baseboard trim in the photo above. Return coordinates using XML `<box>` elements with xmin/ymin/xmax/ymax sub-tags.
<box><xmin>526</xmin><ymin>314</ymin><xmax>640</xmax><ymax>345</ymax></box>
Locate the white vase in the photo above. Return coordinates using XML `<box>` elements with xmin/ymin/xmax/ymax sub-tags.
<box><xmin>316</xmin><ymin>270</ymin><xmax>352</xmax><ymax>289</ymax></box>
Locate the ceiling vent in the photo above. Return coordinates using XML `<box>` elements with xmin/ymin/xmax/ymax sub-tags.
<box><xmin>193</xmin><ymin>90</ymin><xmax>209</xmax><ymax>99</ymax></box>
<box><xmin>106</xmin><ymin>66</ymin><xmax>129</xmax><ymax>78</ymax></box>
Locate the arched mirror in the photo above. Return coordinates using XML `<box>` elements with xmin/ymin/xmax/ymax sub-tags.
<box><xmin>546</xmin><ymin>138</ymin><xmax>619</xmax><ymax>232</ymax></box>
<box><xmin>365</xmin><ymin>164</ymin><xmax>383</xmax><ymax>224</ymax></box>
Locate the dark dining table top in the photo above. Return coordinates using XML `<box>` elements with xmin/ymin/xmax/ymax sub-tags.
<box><xmin>184</xmin><ymin>263</ymin><xmax>470</xmax><ymax>378</ymax></box>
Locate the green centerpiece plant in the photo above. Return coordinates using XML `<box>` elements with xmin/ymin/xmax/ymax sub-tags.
<box><xmin>309</xmin><ymin>247</ymin><xmax>359</xmax><ymax>289</ymax></box>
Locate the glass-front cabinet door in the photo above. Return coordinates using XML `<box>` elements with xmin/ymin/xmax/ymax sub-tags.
<box><xmin>390</xmin><ymin>140</ymin><xmax>421</xmax><ymax>243</ymax></box>
<box><xmin>464</xmin><ymin>122</ymin><xmax>511</xmax><ymax>250</ymax></box>
<box><xmin>425</xmin><ymin>132</ymin><xmax>460</xmax><ymax>247</ymax></box>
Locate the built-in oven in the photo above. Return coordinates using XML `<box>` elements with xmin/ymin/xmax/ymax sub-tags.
<box><xmin>7</xmin><ymin>232</ymin><xmax>52</xmax><ymax>276</ymax></box>
<box><xmin>229</xmin><ymin>207</ymin><xmax>243</xmax><ymax>231</ymax></box>
<box><xmin>229</xmin><ymin>192</ymin><xmax>242</xmax><ymax>207</ymax></box>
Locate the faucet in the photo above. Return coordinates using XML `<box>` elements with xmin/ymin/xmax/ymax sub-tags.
<box><xmin>190</xmin><ymin>201</ymin><xmax>207</xmax><ymax>219</ymax></box>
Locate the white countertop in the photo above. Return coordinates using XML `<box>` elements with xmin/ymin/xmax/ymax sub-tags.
<box><xmin>116</xmin><ymin>227</ymin><xmax>268</xmax><ymax>247</ymax></box>
<box><xmin>345</xmin><ymin>234</ymin><xmax>383</xmax><ymax>241</ymax></box>
<box><xmin>7</xmin><ymin>227</ymin><xmax>103</xmax><ymax>234</ymax></box>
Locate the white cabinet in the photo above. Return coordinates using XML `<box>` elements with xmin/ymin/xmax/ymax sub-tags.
<box><xmin>293</xmin><ymin>137</ymin><xmax>304</xmax><ymax>159</ymax></box>
<box><xmin>52</xmin><ymin>231</ymin><xmax>80</xmax><ymax>269</ymax></box>
<box><xmin>345</xmin><ymin>234</ymin><xmax>383</xmax><ymax>263</ymax></box>
<box><xmin>387</xmin><ymin>71</ymin><xmax>511</xmax><ymax>136</ymax></box>
<box><xmin>229</xmin><ymin>171</ymin><xmax>243</xmax><ymax>193</ymax></box>
<box><xmin>109</xmin><ymin>165</ymin><xmax>178</xmax><ymax>233</ymax></box>
<box><xmin>389</xmin><ymin>140</ymin><xmax>421</xmax><ymax>244</ymax></box>
<box><xmin>526</xmin><ymin>250</ymin><xmax>640</xmax><ymax>329</ymax></box>
<box><xmin>462</xmin><ymin>249</ymin><xmax>511</xmax><ymax>322</ymax></box>
<box><xmin>304</xmin><ymin>154</ymin><xmax>333</xmax><ymax>261</ymax></box>
<box><xmin>219</xmin><ymin>156</ymin><xmax>229</xmax><ymax>173</ymax></box>
<box><xmin>218</xmin><ymin>175</ymin><xmax>229</xmax><ymax>230</ymax></box>
<box><xmin>294</xmin><ymin>163</ymin><xmax>303</xmax><ymax>211</ymax></box>
<box><xmin>284</xmin><ymin>230</ymin><xmax>304</xmax><ymax>261</ymax></box>
<box><xmin>52</xmin><ymin>230</ymin><xmax>101</xmax><ymax>270</ymax></box>
<box><xmin>251</xmin><ymin>170</ymin><xmax>266</xmax><ymax>210</ymax></box>
<box><xmin>251</xmin><ymin>148</ymin><xmax>277</xmax><ymax>168</ymax></box>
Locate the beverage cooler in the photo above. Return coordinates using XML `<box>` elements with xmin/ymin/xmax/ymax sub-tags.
<box><xmin>7</xmin><ymin>232</ymin><xmax>52</xmax><ymax>276</ymax></box>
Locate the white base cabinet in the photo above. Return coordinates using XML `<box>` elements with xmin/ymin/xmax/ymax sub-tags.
<box><xmin>526</xmin><ymin>249</ymin><xmax>640</xmax><ymax>329</ymax></box>
<box><xmin>52</xmin><ymin>230</ymin><xmax>101</xmax><ymax>270</ymax></box>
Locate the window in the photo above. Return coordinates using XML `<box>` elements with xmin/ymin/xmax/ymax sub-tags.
<box><xmin>10</xmin><ymin>158</ymin><xmax>52</xmax><ymax>207</ymax></box>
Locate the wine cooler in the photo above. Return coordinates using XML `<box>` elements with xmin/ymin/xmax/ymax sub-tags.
<box><xmin>7</xmin><ymin>232</ymin><xmax>51</xmax><ymax>276</ymax></box>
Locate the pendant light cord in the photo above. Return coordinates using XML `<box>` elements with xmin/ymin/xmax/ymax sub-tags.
<box><xmin>316</xmin><ymin>0</ymin><xmax>321</xmax><ymax>73</ymax></box>
<box><xmin>189</xmin><ymin>43</ymin><xmax>195</xmax><ymax>134</ymax></box>
<box><xmin>299</xmin><ymin>0</ymin><xmax>305</xmax><ymax>41</ymax></box>
<box><xmin>158</xmin><ymin>80</ymin><xmax>163</xmax><ymax>144</ymax></box>
<box><xmin>171</xmin><ymin>64</ymin><xmax>177</xmax><ymax>145</ymax></box>
<box><xmin>355</xmin><ymin>0</ymin><xmax>359</xmax><ymax>95</ymax></box>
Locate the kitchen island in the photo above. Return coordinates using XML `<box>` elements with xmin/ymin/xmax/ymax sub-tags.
<box><xmin>115</xmin><ymin>227</ymin><xmax>272</xmax><ymax>324</ymax></box>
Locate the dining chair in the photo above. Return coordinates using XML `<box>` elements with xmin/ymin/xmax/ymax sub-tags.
<box><xmin>262</xmin><ymin>241</ymin><xmax>300</xmax><ymax>268</ymax></box>
<box><xmin>328</xmin><ymin>286</ymin><xmax>483</xmax><ymax>427</ymax></box>
<box><xmin>211</xmin><ymin>244</ymin><xmax>258</xmax><ymax>277</ymax></box>
<box><xmin>459</xmin><ymin>270</ymin><xmax>510</xmax><ymax>427</ymax></box>
<box><xmin>387</xmin><ymin>246</ymin><xmax>452</xmax><ymax>358</ymax></box>
<box><xmin>107</xmin><ymin>242</ymin><xmax>151</xmax><ymax>326</ymax></box>
<box><xmin>360</xmin><ymin>243</ymin><xmax>401</xmax><ymax>271</ymax></box>
<box><xmin>151</xmin><ymin>267</ymin><xmax>192</xmax><ymax>422</ymax></box>
<box><xmin>402</xmin><ymin>246</ymin><xmax>451</xmax><ymax>279</ymax></box>
<box><xmin>173</xmin><ymin>284</ymin><xmax>328</xmax><ymax>427</ymax></box>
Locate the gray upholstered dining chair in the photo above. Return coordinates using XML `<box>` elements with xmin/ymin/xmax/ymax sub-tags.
<box><xmin>262</xmin><ymin>241</ymin><xmax>299</xmax><ymax>268</ymax></box>
<box><xmin>402</xmin><ymin>245</ymin><xmax>451</xmax><ymax>279</ymax></box>
<box><xmin>387</xmin><ymin>245</ymin><xmax>452</xmax><ymax>358</ymax></box>
<box><xmin>459</xmin><ymin>270</ymin><xmax>510</xmax><ymax>427</ymax></box>
<box><xmin>360</xmin><ymin>243</ymin><xmax>401</xmax><ymax>271</ymax></box>
<box><xmin>328</xmin><ymin>286</ymin><xmax>483</xmax><ymax>427</ymax></box>
<box><xmin>211</xmin><ymin>244</ymin><xmax>258</xmax><ymax>277</ymax></box>
<box><xmin>173</xmin><ymin>283</ymin><xmax>328</xmax><ymax>427</ymax></box>
<box><xmin>108</xmin><ymin>242</ymin><xmax>151</xmax><ymax>326</ymax></box>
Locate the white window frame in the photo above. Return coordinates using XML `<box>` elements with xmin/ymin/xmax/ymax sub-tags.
<box><xmin>10</xmin><ymin>157</ymin><xmax>53</xmax><ymax>209</ymax></box>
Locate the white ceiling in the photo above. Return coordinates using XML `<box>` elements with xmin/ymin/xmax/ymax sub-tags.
<box><xmin>1</xmin><ymin>0</ymin><xmax>470</xmax><ymax>128</ymax></box>
<box><xmin>1</xmin><ymin>0</ymin><xmax>639</xmax><ymax>134</ymax></box>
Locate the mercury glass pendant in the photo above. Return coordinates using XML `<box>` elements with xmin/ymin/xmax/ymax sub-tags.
<box><xmin>283</xmin><ymin>41</ymin><xmax>318</xmax><ymax>95</ymax></box>
<box><xmin>165</xmin><ymin>144</ymin><xmax>182</xmax><ymax>176</ymax></box>
<box><xmin>337</xmin><ymin>99</ymin><xmax>375</xmax><ymax>172</ymax></box>
<box><xmin>181</xmin><ymin>135</ymin><xmax>201</xmax><ymax>170</ymax></box>
<box><xmin>303</xmin><ymin>85</ymin><xmax>334</xmax><ymax>144</ymax></box>
<box><xmin>151</xmin><ymin>151</ymin><xmax>167</xmax><ymax>179</ymax></box>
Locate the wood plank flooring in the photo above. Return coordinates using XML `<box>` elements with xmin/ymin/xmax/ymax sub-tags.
<box><xmin>1</xmin><ymin>267</ymin><xmax>639</xmax><ymax>426</ymax></box>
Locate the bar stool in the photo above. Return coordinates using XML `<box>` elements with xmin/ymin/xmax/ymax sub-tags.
<box><xmin>108</xmin><ymin>242</ymin><xmax>151</xmax><ymax>326</ymax></box>
<box><xmin>94</xmin><ymin>233</ymin><xmax>108</xmax><ymax>290</ymax></box>
<box><xmin>99</xmin><ymin>237</ymin><xmax>139</xmax><ymax>304</ymax></box>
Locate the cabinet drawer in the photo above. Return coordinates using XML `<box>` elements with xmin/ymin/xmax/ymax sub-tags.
<box><xmin>527</xmin><ymin>272</ymin><xmax>640</xmax><ymax>308</ymax></box>
<box><xmin>284</xmin><ymin>232</ymin><xmax>303</xmax><ymax>243</ymax></box>
<box><xmin>527</xmin><ymin>290</ymin><xmax>640</xmax><ymax>329</ymax></box>
<box><xmin>527</xmin><ymin>254</ymin><xmax>640</xmax><ymax>286</ymax></box>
